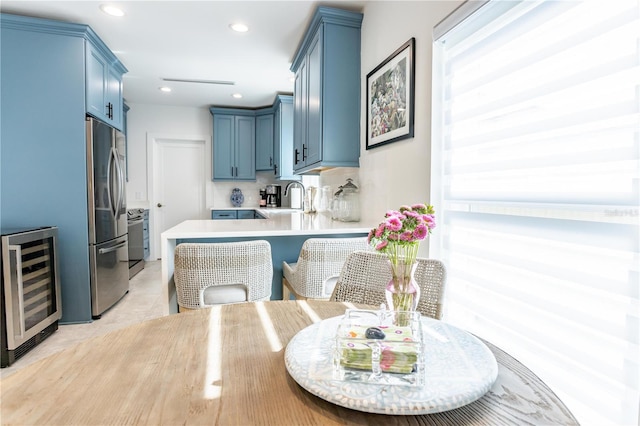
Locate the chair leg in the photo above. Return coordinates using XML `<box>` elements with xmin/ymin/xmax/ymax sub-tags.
<box><xmin>282</xmin><ymin>277</ymin><xmax>307</xmax><ymax>300</ymax></box>
<box><xmin>282</xmin><ymin>278</ymin><xmax>292</xmax><ymax>300</ymax></box>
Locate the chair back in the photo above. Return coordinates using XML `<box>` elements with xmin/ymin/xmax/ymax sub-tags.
<box><xmin>174</xmin><ymin>240</ymin><xmax>273</xmax><ymax>310</ymax></box>
<box><xmin>330</xmin><ymin>250</ymin><xmax>446</xmax><ymax>320</ymax></box>
<box><xmin>290</xmin><ymin>237</ymin><xmax>369</xmax><ymax>298</ymax></box>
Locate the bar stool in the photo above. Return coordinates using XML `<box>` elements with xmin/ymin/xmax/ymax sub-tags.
<box><xmin>174</xmin><ymin>241</ymin><xmax>273</xmax><ymax>312</ymax></box>
<box><xmin>282</xmin><ymin>237</ymin><xmax>369</xmax><ymax>300</ymax></box>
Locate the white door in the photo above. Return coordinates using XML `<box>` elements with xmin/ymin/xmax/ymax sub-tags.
<box><xmin>150</xmin><ymin>136</ymin><xmax>207</xmax><ymax>259</ymax></box>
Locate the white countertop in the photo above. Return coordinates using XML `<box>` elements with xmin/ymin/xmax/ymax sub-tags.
<box><xmin>162</xmin><ymin>210</ymin><xmax>374</xmax><ymax>239</ymax></box>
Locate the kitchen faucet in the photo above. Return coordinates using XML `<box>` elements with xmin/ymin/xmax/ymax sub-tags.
<box><xmin>283</xmin><ymin>181</ymin><xmax>306</xmax><ymax>209</ymax></box>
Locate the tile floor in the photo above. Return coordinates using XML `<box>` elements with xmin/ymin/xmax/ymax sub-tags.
<box><xmin>1</xmin><ymin>260</ymin><xmax>165</xmax><ymax>379</ymax></box>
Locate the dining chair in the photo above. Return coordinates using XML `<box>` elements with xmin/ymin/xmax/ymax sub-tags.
<box><xmin>330</xmin><ymin>250</ymin><xmax>447</xmax><ymax>320</ymax></box>
<box><xmin>173</xmin><ymin>240</ymin><xmax>273</xmax><ymax>312</ymax></box>
<box><xmin>282</xmin><ymin>237</ymin><xmax>370</xmax><ymax>300</ymax></box>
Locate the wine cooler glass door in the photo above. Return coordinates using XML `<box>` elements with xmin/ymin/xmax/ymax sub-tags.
<box><xmin>3</xmin><ymin>228</ymin><xmax>61</xmax><ymax>350</ymax></box>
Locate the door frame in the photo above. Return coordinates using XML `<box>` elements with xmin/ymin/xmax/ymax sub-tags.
<box><xmin>147</xmin><ymin>133</ymin><xmax>209</xmax><ymax>260</ymax></box>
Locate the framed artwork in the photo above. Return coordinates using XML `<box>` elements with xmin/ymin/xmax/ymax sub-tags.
<box><xmin>366</xmin><ymin>38</ymin><xmax>415</xmax><ymax>150</ymax></box>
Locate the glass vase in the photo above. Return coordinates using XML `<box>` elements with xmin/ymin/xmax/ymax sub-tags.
<box><xmin>385</xmin><ymin>260</ymin><xmax>420</xmax><ymax>326</ymax></box>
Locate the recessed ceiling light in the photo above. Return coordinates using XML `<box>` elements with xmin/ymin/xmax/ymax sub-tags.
<box><xmin>229</xmin><ymin>23</ymin><xmax>249</xmax><ymax>33</ymax></box>
<box><xmin>100</xmin><ymin>4</ymin><xmax>125</xmax><ymax>17</ymax></box>
<box><xmin>159</xmin><ymin>87</ymin><xmax>172</xmax><ymax>93</ymax></box>
<box><xmin>232</xmin><ymin>93</ymin><xmax>243</xmax><ymax>99</ymax></box>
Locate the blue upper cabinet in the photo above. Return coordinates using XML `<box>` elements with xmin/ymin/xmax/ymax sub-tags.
<box><xmin>290</xmin><ymin>7</ymin><xmax>363</xmax><ymax>174</ymax></box>
<box><xmin>85</xmin><ymin>30</ymin><xmax>127</xmax><ymax>131</ymax></box>
<box><xmin>255</xmin><ymin>110</ymin><xmax>274</xmax><ymax>171</ymax></box>
<box><xmin>210</xmin><ymin>108</ymin><xmax>256</xmax><ymax>181</ymax></box>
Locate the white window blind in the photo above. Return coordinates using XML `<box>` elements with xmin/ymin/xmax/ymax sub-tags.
<box><xmin>431</xmin><ymin>1</ymin><xmax>640</xmax><ymax>425</ymax></box>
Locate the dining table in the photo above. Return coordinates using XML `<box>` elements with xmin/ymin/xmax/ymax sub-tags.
<box><xmin>0</xmin><ymin>300</ymin><xmax>578</xmax><ymax>425</ymax></box>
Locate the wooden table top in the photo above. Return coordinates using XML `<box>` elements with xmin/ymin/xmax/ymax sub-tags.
<box><xmin>0</xmin><ymin>301</ymin><xmax>578</xmax><ymax>425</ymax></box>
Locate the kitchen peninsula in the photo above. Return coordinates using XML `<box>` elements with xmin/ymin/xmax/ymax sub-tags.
<box><xmin>161</xmin><ymin>210</ymin><xmax>373</xmax><ymax>314</ymax></box>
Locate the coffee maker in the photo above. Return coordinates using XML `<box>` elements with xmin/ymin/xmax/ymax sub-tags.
<box><xmin>265</xmin><ymin>184</ymin><xmax>281</xmax><ymax>207</ymax></box>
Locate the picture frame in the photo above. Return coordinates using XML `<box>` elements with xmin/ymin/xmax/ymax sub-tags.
<box><xmin>366</xmin><ymin>38</ymin><xmax>415</xmax><ymax>150</ymax></box>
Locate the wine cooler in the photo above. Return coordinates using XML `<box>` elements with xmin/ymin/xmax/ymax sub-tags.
<box><xmin>1</xmin><ymin>226</ymin><xmax>61</xmax><ymax>367</ymax></box>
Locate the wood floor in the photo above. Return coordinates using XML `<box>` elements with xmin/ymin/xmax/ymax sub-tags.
<box><xmin>0</xmin><ymin>261</ymin><xmax>165</xmax><ymax>379</ymax></box>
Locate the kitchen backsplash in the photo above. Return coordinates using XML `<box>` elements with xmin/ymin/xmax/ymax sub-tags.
<box><xmin>206</xmin><ymin>168</ymin><xmax>359</xmax><ymax>210</ymax></box>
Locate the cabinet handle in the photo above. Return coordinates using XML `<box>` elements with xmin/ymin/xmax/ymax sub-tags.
<box><xmin>274</xmin><ymin>164</ymin><xmax>278</xmax><ymax>175</ymax></box>
<box><xmin>294</xmin><ymin>149</ymin><xmax>300</xmax><ymax>165</ymax></box>
<box><xmin>303</xmin><ymin>144</ymin><xmax>307</xmax><ymax>161</ymax></box>
<box><xmin>270</xmin><ymin>157</ymin><xmax>273</xmax><ymax>167</ymax></box>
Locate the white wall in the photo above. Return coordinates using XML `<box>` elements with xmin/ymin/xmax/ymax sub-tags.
<box><xmin>125</xmin><ymin>102</ymin><xmax>298</xmax><ymax>212</ymax></box>
<box><xmin>125</xmin><ymin>103</ymin><xmax>211</xmax><ymax>208</ymax></box>
<box><xmin>353</xmin><ymin>1</ymin><xmax>461</xmax><ymax>220</ymax></box>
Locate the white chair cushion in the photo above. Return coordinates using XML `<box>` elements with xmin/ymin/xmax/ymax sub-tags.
<box><xmin>322</xmin><ymin>276</ymin><xmax>339</xmax><ymax>298</ymax></box>
<box><xmin>202</xmin><ymin>284</ymin><xmax>247</xmax><ymax>305</ymax></box>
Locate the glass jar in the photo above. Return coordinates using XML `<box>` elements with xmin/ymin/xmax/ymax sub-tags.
<box><xmin>339</xmin><ymin>178</ymin><xmax>360</xmax><ymax>222</ymax></box>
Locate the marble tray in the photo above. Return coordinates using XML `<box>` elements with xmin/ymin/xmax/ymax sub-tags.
<box><xmin>285</xmin><ymin>315</ymin><xmax>498</xmax><ymax>415</ymax></box>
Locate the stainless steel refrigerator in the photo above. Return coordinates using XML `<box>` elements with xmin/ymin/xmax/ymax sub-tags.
<box><xmin>86</xmin><ymin>117</ymin><xmax>129</xmax><ymax>318</ymax></box>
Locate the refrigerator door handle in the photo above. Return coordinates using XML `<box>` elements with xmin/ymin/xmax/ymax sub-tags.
<box><xmin>107</xmin><ymin>147</ymin><xmax>117</xmax><ymax>218</ymax></box>
<box><xmin>113</xmin><ymin>147</ymin><xmax>125</xmax><ymax>218</ymax></box>
<box><xmin>98</xmin><ymin>240</ymin><xmax>128</xmax><ymax>254</ymax></box>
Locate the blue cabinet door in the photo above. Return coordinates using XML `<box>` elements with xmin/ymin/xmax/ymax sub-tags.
<box><xmin>211</xmin><ymin>210</ymin><xmax>238</xmax><ymax>220</ymax></box>
<box><xmin>293</xmin><ymin>58</ymin><xmax>307</xmax><ymax>170</ymax></box>
<box><xmin>237</xmin><ymin>210</ymin><xmax>256</xmax><ymax>219</ymax></box>
<box><xmin>273</xmin><ymin>95</ymin><xmax>298</xmax><ymax>180</ymax></box>
<box><xmin>273</xmin><ymin>105</ymin><xmax>281</xmax><ymax>177</ymax></box>
<box><xmin>86</xmin><ymin>43</ymin><xmax>108</xmax><ymax>122</ymax></box>
<box><xmin>255</xmin><ymin>113</ymin><xmax>274</xmax><ymax>171</ymax></box>
<box><xmin>106</xmin><ymin>65</ymin><xmax>123</xmax><ymax>129</ymax></box>
<box><xmin>234</xmin><ymin>115</ymin><xmax>256</xmax><ymax>180</ymax></box>
<box><xmin>213</xmin><ymin>115</ymin><xmax>235</xmax><ymax>180</ymax></box>
<box><xmin>305</xmin><ymin>26</ymin><xmax>323</xmax><ymax>167</ymax></box>
<box><xmin>85</xmin><ymin>42</ymin><xmax>124</xmax><ymax>131</ymax></box>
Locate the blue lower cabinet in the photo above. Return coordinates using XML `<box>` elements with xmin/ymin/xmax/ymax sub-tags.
<box><xmin>211</xmin><ymin>210</ymin><xmax>238</xmax><ymax>220</ymax></box>
<box><xmin>212</xmin><ymin>210</ymin><xmax>261</xmax><ymax>220</ymax></box>
<box><xmin>237</xmin><ymin>210</ymin><xmax>257</xmax><ymax>219</ymax></box>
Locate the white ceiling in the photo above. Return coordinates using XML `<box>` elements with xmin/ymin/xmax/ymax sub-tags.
<box><xmin>0</xmin><ymin>1</ymin><xmax>366</xmax><ymax>108</ymax></box>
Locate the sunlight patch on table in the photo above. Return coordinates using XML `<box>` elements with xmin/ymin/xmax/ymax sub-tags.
<box><xmin>298</xmin><ymin>300</ymin><xmax>322</xmax><ymax>323</ymax></box>
<box><xmin>204</xmin><ymin>306</ymin><xmax>222</xmax><ymax>399</ymax></box>
<box><xmin>255</xmin><ymin>301</ymin><xmax>283</xmax><ymax>352</ymax></box>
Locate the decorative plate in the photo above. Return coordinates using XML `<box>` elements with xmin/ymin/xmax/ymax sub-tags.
<box><xmin>285</xmin><ymin>315</ymin><xmax>498</xmax><ymax>415</ymax></box>
<box><xmin>230</xmin><ymin>188</ymin><xmax>244</xmax><ymax>207</ymax></box>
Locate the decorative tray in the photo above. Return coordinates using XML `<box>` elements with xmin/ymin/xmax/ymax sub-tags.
<box><xmin>285</xmin><ymin>312</ymin><xmax>498</xmax><ymax>415</ymax></box>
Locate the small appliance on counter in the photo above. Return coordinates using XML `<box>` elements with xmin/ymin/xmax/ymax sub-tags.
<box><xmin>1</xmin><ymin>226</ymin><xmax>61</xmax><ymax>367</ymax></box>
<box><xmin>259</xmin><ymin>189</ymin><xmax>267</xmax><ymax>207</ymax></box>
<box><xmin>265</xmin><ymin>184</ymin><xmax>282</xmax><ymax>207</ymax></box>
